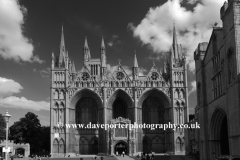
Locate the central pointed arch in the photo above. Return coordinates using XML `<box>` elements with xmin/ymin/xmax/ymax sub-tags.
<box><xmin>107</xmin><ymin>89</ymin><xmax>133</xmax><ymax>121</ymax></box>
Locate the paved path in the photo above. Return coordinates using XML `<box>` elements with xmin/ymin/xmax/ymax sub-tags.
<box><xmin>115</xmin><ymin>155</ymin><xmax>135</xmax><ymax>160</ymax></box>
<box><xmin>116</xmin><ymin>155</ymin><xmax>196</xmax><ymax>160</ymax></box>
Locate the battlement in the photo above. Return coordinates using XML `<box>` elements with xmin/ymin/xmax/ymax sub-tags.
<box><xmin>15</xmin><ymin>143</ymin><xmax>30</xmax><ymax>146</ymax></box>
<box><xmin>0</xmin><ymin>140</ymin><xmax>14</xmax><ymax>143</ymax></box>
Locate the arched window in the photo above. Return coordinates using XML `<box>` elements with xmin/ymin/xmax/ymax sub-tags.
<box><xmin>152</xmin><ymin>136</ymin><xmax>164</xmax><ymax>153</ymax></box>
<box><xmin>79</xmin><ymin>137</ymin><xmax>89</xmax><ymax>154</ymax></box>
<box><xmin>54</xmin><ymin>90</ymin><xmax>59</xmax><ymax>99</ymax></box>
<box><xmin>228</xmin><ymin>49</ymin><xmax>234</xmax><ymax>83</ymax></box>
<box><xmin>76</xmin><ymin>97</ymin><xmax>97</xmax><ymax>124</ymax></box>
<box><xmin>59</xmin><ymin>139</ymin><xmax>65</xmax><ymax>153</ymax></box>
<box><xmin>142</xmin><ymin>97</ymin><xmax>164</xmax><ymax>124</ymax></box>
<box><xmin>197</xmin><ymin>82</ymin><xmax>201</xmax><ymax>105</ymax></box>
<box><xmin>53</xmin><ymin>139</ymin><xmax>59</xmax><ymax>153</ymax></box>
<box><xmin>176</xmin><ymin>137</ymin><xmax>181</xmax><ymax>152</ymax></box>
<box><xmin>113</xmin><ymin>98</ymin><xmax>127</xmax><ymax>118</ymax></box>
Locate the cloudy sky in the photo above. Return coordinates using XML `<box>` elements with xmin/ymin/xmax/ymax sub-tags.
<box><xmin>0</xmin><ymin>0</ymin><xmax>225</xmax><ymax>126</ymax></box>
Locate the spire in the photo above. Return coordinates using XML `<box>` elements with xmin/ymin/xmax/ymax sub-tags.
<box><xmin>173</xmin><ymin>23</ymin><xmax>178</xmax><ymax>46</ymax></box>
<box><xmin>84</xmin><ymin>36</ymin><xmax>89</xmax><ymax>48</ymax></box>
<box><xmin>83</xmin><ymin>36</ymin><xmax>91</xmax><ymax>61</ymax></box>
<box><xmin>101</xmin><ymin>36</ymin><xmax>105</xmax><ymax>49</ymax></box>
<box><xmin>100</xmin><ymin>37</ymin><xmax>106</xmax><ymax>66</ymax></box>
<box><xmin>172</xmin><ymin>23</ymin><xmax>179</xmax><ymax>60</ymax></box>
<box><xmin>163</xmin><ymin>61</ymin><xmax>167</xmax><ymax>73</ymax></box>
<box><xmin>51</xmin><ymin>52</ymin><xmax>55</xmax><ymax>68</ymax></box>
<box><xmin>59</xmin><ymin>24</ymin><xmax>66</xmax><ymax>67</ymax></box>
<box><xmin>133</xmin><ymin>50</ymin><xmax>138</xmax><ymax>68</ymax></box>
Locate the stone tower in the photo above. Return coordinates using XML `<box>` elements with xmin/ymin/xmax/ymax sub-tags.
<box><xmin>50</xmin><ymin>24</ymin><xmax>188</xmax><ymax>157</ymax></box>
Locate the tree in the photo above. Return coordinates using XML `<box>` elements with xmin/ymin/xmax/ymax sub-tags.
<box><xmin>0</xmin><ymin>113</ymin><xmax>6</xmax><ymax>140</ymax></box>
<box><xmin>9</xmin><ymin>112</ymin><xmax>42</xmax><ymax>154</ymax></box>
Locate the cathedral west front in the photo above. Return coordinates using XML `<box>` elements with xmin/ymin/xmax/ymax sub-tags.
<box><xmin>50</xmin><ymin>25</ymin><xmax>189</xmax><ymax>157</ymax></box>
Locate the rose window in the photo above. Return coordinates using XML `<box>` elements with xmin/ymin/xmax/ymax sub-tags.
<box><xmin>116</xmin><ymin>72</ymin><xmax>125</xmax><ymax>80</ymax></box>
<box><xmin>81</xmin><ymin>72</ymin><xmax>90</xmax><ymax>81</ymax></box>
<box><xmin>151</xmin><ymin>72</ymin><xmax>159</xmax><ymax>80</ymax></box>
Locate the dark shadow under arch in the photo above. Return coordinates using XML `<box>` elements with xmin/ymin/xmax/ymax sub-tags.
<box><xmin>210</xmin><ymin>108</ymin><xmax>229</xmax><ymax>157</ymax></box>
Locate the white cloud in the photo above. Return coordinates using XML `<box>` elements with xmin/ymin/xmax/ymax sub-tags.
<box><xmin>39</xmin><ymin>68</ymin><xmax>51</xmax><ymax>78</ymax></box>
<box><xmin>107</xmin><ymin>35</ymin><xmax>121</xmax><ymax>47</ymax></box>
<box><xmin>0</xmin><ymin>0</ymin><xmax>43</xmax><ymax>63</ymax></box>
<box><xmin>0</xmin><ymin>77</ymin><xmax>23</xmax><ymax>97</ymax></box>
<box><xmin>30</xmin><ymin>55</ymin><xmax>45</xmax><ymax>64</ymax></box>
<box><xmin>0</xmin><ymin>77</ymin><xmax>50</xmax><ymax>111</ymax></box>
<box><xmin>129</xmin><ymin>0</ymin><xmax>225</xmax><ymax>72</ymax></box>
<box><xmin>189</xmin><ymin>80</ymin><xmax>196</xmax><ymax>95</ymax></box>
<box><xmin>0</xmin><ymin>96</ymin><xmax>49</xmax><ymax>111</ymax></box>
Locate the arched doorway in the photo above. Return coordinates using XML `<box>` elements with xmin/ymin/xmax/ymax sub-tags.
<box><xmin>210</xmin><ymin>108</ymin><xmax>229</xmax><ymax>159</ymax></box>
<box><xmin>115</xmin><ymin>141</ymin><xmax>128</xmax><ymax>155</ymax></box>
<box><xmin>220</xmin><ymin>116</ymin><xmax>229</xmax><ymax>155</ymax></box>
<box><xmin>143</xmin><ymin>138</ymin><xmax>149</xmax><ymax>153</ymax></box>
<box><xmin>16</xmin><ymin>148</ymin><xmax>25</xmax><ymax>157</ymax></box>
<box><xmin>91</xmin><ymin>140</ymin><xmax>98</xmax><ymax>154</ymax></box>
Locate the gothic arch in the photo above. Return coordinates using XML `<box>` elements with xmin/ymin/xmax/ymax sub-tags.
<box><xmin>52</xmin><ymin>139</ymin><xmax>59</xmax><ymax>153</ymax></box>
<box><xmin>54</xmin><ymin>89</ymin><xmax>59</xmax><ymax>99</ymax></box>
<box><xmin>70</xmin><ymin>88</ymin><xmax>103</xmax><ymax>109</ymax></box>
<box><xmin>210</xmin><ymin>108</ymin><xmax>229</xmax><ymax>158</ymax></box>
<box><xmin>151</xmin><ymin>136</ymin><xmax>164</xmax><ymax>153</ymax></box>
<box><xmin>143</xmin><ymin>136</ymin><xmax>151</xmax><ymax>153</ymax></box>
<box><xmin>137</xmin><ymin>88</ymin><xmax>170</xmax><ymax>109</ymax></box>
<box><xmin>59</xmin><ymin>89</ymin><xmax>64</xmax><ymax>99</ymax></box>
<box><xmin>108</xmin><ymin>89</ymin><xmax>133</xmax><ymax>121</ymax></box>
<box><xmin>59</xmin><ymin>139</ymin><xmax>65</xmax><ymax>153</ymax></box>
<box><xmin>89</xmin><ymin>137</ymin><xmax>98</xmax><ymax>154</ymax></box>
<box><xmin>176</xmin><ymin>137</ymin><xmax>181</xmax><ymax>152</ymax></box>
<box><xmin>107</xmin><ymin>89</ymin><xmax>133</xmax><ymax>109</ymax></box>
<box><xmin>79</xmin><ymin>137</ymin><xmax>89</xmax><ymax>154</ymax></box>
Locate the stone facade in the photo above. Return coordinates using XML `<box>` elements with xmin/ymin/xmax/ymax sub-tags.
<box><xmin>0</xmin><ymin>140</ymin><xmax>30</xmax><ymax>158</ymax></box>
<box><xmin>194</xmin><ymin>1</ymin><xmax>240</xmax><ymax>159</ymax></box>
<box><xmin>50</xmin><ymin>25</ymin><xmax>189</xmax><ymax>157</ymax></box>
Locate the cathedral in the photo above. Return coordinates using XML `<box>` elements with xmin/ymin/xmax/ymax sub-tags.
<box><xmin>50</xmin><ymin>25</ymin><xmax>189</xmax><ymax>157</ymax></box>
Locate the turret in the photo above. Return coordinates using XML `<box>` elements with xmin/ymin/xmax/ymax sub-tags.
<box><xmin>132</xmin><ymin>50</ymin><xmax>139</xmax><ymax>80</ymax></box>
<box><xmin>59</xmin><ymin>25</ymin><xmax>66</xmax><ymax>68</ymax></box>
<box><xmin>72</xmin><ymin>61</ymin><xmax>76</xmax><ymax>73</ymax></box>
<box><xmin>83</xmin><ymin>37</ymin><xmax>91</xmax><ymax>63</ymax></box>
<box><xmin>100</xmin><ymin>37</ymin><xmax>107</xmax><ymax>80</ymax></box>
<box><xmin>51</xmin><ymin>52</ymin><xmax>55</xmax><ymax>69</ymax></box>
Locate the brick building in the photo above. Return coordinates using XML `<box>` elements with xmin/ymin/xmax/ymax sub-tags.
<box><xmin>50</xmin><ymin>25</ymin><xmax>189</xmax><ymax>157</ymax></box>
<box><xmin>194</xmin><ymin>0</ymin><xmax>240</xmax><ymax>159</ymax></box>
